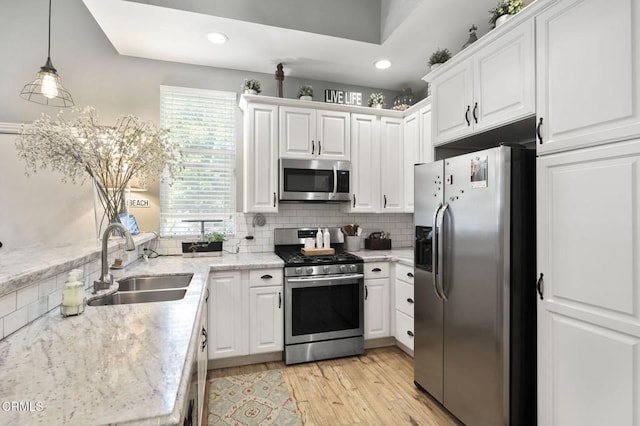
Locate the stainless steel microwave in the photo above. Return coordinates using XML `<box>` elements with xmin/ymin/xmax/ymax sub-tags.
<box><xmin>279</xmin><ymin>158</ymin><xmax>351</xmax><ymax>202</ymax></box>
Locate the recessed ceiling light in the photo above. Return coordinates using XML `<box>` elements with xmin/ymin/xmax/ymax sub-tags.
<box><xmin>207</xmin><ymin>32</ymin><xmax>228</xmax><ymax>44</ymax></box>
<box><xmin>374</xmin><ymin>59</ymin><xmax>392</xmax><ymax>70</ymax></box>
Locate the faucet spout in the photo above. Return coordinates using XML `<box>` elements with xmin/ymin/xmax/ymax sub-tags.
<box><xmin>94</xmin><ymin>222</ymin><xmax>136</xmax><ymax>292</ymax></box>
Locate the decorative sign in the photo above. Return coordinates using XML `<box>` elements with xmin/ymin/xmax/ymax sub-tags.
<box><xmin>324</xmin><ymin>90</ymin><xmax>362</xmax><ymax>106</ymax></box>
<box><xmin>128</xmin><ymin>198</ymin><xmax>150</xmax><ymax>208</ymax></box>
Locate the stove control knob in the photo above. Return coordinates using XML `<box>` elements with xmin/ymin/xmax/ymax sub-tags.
<box><xmin>295</xmin><ymin>267</ymin><xmax>302</xmax><ymax>275</ymax></box>
<box><xmin>339</xmin><ymin>265</ymin><xmax>347</xmax><ymax>272</ymax></box>
<box><xmin>323</xmin><ymin>265</ymin><xmax>331</xmax><ymax>273</ymax></box>
<box><xmin>350</xmin><ymin>264</ymin><xmax>357</xmax><ymax>272</ymax></box>
<box><xmin>306</xmin><ymin>267</ymin><xmax>314</xmax><ymax>275</ymax></box>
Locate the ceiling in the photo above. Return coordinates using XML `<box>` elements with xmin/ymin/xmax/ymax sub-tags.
<box><xmin>82</xmin><ymin>0</ymin><xmax>499</xmax><ymax>93</ymax></box>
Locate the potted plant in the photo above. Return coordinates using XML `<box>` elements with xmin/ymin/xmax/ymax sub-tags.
<box><xmin>181</xmin><ymin>232</ymin><xmax>225</xmax><ymax>257</ymax></box>
<box><xmin>489</xmin><ymin>0</ymin><xmax>524</xmax><ymax>28</ymax></box>
<box><xmin>368</xmin><ymin>93</ymin><xmax>385</xmax><ymax>109</ymax></box>
<box><xmin>241</xmin><ymin>79</ymin><xmax>261</xmax><ymax>95</ymax></box>
<box><xmin>297</xmin><ymin>85</ymin><xmax>313</xmax><ymax>101</ymax></box>
<box><xmin>428</xmin><ymin>48</ymin><xmax>452</xmax><ymax>71</ymax></box>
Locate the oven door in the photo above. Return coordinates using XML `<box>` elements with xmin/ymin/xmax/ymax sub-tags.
<box><xmin>285</xmin><ymin>273</ymin><xmax>364</xmax><ymax>345</ymax></box>
<box><xmin>279</xmin><ymin>158</ymin><xmax>350</xmax><ymax>202</ymax></box>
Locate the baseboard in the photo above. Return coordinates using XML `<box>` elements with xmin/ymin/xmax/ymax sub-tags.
<box><xmin>394</xmin><ymin>339</ymin><xmax>414</xmax><ymax>358</ymax></box>
<box><xmin>364</xmin><ymin>336</ymin><xmax>395</xmax><ymax>349</ymax></box>
<box><xmin>208</xmin><ymin>351</ymin><xmax>283</xmax><ymax>370</ymax></box>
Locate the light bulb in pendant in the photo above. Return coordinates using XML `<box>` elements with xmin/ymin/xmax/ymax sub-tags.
<box><xmin>41</xmin><ymin>72</ymin><xmax>59</xmax><ymax>99</ymax></box>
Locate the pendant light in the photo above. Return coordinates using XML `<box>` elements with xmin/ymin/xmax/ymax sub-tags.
<box><xmin>20</xmin><ymin>0</ymin><xmax>74</xmax><ymax>107</ymax></box>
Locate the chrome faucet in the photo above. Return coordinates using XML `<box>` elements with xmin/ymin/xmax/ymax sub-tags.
<box><xmin>94</xmin><ymin>222</ymin><xmax>136</xmax><ymax>292</ymax></box>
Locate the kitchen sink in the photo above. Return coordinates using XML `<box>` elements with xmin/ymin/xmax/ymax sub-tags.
<box><xmin>115</xmin><ymin>274</ymin><xmax>193</xmax><ymax>291</ymax></box>
<box><xmin>87</xmin><ymin>288</ymin><xmax>187</xmax><ymax>306</ymax></box>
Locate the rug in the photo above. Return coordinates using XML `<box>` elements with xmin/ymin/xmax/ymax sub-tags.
<box><xmin>207</xmin><ymin>370</ymin><xmax>301</xmax><ymax>426</ymax></box>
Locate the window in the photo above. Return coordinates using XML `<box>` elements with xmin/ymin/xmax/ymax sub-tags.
<box><xmin>159</xmin><ymin>86</ymin><xmax>237</xmax><ymax>237</ymax></box>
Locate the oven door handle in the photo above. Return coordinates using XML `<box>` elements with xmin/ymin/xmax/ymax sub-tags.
<box><xmin>287</xmin><ymin>273</ymin><xmax>364</xmax><ymax>284</ymax></box>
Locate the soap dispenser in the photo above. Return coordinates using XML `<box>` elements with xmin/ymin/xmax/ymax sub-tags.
<box><xmin>61</xmin><ymin>269</ymin><xmax>85</xmax><ymax>317</ymax></box>
<box><xmin>323</xmin><ymin>228</ymin><xmax>331</xmax><ymax>249</ymax></box>
<box><xmin>316</xmin><ymin>228</ymin><xmax>323</xmax><ymax>249</ymax></box>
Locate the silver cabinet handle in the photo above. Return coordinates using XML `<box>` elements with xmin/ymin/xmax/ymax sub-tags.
<box><xmin>436</xmin><ymin>203</ymin><xmax>449</xmax><ymax>301</ymax></box>
<box><xmin>432</xmin><ymin>203</ymin><xmax>443</xmax><ymax>300</ymax></box>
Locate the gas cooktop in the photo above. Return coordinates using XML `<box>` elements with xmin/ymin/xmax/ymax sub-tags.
<box><xmin>275</xmin><ymin>249</ymin><xmax>362</xmax><ymax>267</ymax></box>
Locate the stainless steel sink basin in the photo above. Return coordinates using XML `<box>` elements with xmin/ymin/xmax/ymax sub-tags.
<box><xmin>88</xmin><ymin>289</ymin><xmax>187</xmax><ymax>306</ymax></box>
<box><xmin>116</xmin><ymin>274</ymin><xmax>193</xmax><ymax>291</ymax></box>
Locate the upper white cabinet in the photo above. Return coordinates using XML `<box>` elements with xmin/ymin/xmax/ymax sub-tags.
<box><xmin>350</xmin><ymin>113</ymin><xmax>381</xmax><ymax>213</ymax></box>
<box><xmin>380</xmin><ymin>117</ymin><xmax>405</xmax><ymax>212</ymax></box>
<box><xmin>241</xmin><ymin>102</ymin><xmax>278</xmax><ymax>213</ymax></box>
<box><xmin>403</xmin><ymin>111</ymin><xmax>420</xmax><ymax>212</ymax></box>
<box><xmin>536</xmin><ymin>0</ymin><xmax>640</xmax><ymax>154</ymax></box>
<box><xmin>431</xmin><ymin>19</ymin><xmax>535</xmax><ymax>145</ymax></box>
<box><xmin>279</xmin><ymin>106</ymin><xmax>350</xmax><ymax>160</ymax></box>
<box><xmin>418</xmin><ymin>102</ymin><xmax>433</xmax><ymax>164</ymax></box>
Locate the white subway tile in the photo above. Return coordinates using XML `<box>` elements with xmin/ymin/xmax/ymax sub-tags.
<box><xmin>4</xmin><ymin>306</ymin><xmax>28</xmax><ymax>336</ymax></box>
<box><xmin>48</xmin><ymin>289</ymin><xmax>63</xmax><ymax>311</ymax></box>
<box><xmin>28</xmin><ymin>297</ymin><xmax>48</xmax><ymax>322</ymax></box>
<box><xmin>17</xmin><ymin>285</ymin><xmax>39</xmax><ymax>309</ymax></box>
<box><xmin>38</xmin><ymin>277</ymin><xmax>57</xmax><ymax>298</ymax></box>
<box><xmin>0</xmin><ymin>293</ymin><xmax>17</xmax><ymax>318</ymax></box>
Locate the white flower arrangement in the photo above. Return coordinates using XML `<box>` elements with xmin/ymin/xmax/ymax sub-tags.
<box><xmin>368</xmin><ymin>93</ymin><xmax>385</xmax><ymax>108</ymax></box>
<box><xmin>297</xmin><ymin>85</ymin><xmax>313</xmax><ymax>98</ymax></box>
<box><xmin>489</xmin><ymin>0</ymin><xmax>524</xmax><ymax>27</ymax></box>
<box><xmin>241</xmin><ymin>79</ymin><xmax>261</xmax><ymax>93</ymax></box>
<box><xmin>16</xmin><ymin>106</ymin><xmax>182</xmax><ymax>230</ymax></box>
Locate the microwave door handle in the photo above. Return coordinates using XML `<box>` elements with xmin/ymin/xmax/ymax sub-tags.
<box><xmin>333</xmin><ymin>165</ymin><xmax>338</xmax><ymax>196</ymax></box>
<box><xmin>436</xmin><ymin>203</ymin><xmax>449</xmax><ymax>301</ymax></box>
<box><xmin>432</xmin><ymin>203</ymin><xmax>443</xmax><ymax>300</ymax></box>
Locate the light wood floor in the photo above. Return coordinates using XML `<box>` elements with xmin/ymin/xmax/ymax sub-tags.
<box><xmin>207</xmin><ymin>346</ymin><xmax>460</xmax><ymax>425</ymax></box>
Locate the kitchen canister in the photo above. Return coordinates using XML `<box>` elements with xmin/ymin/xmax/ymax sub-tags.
<box><xmin>345</xmin><ymin>236</ymin><xmax>361</xmax><ymax>252</ymax></box>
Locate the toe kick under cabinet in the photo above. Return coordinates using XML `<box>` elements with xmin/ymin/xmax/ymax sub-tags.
<box><xmin>394</xmin><ymin>263</ymin><xmax>415</xmax><ymax>353</ymax></box>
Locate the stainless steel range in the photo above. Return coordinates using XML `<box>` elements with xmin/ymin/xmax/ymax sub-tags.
<box><xmin>275</xmin><ymin>227</ymin><xmax>364</xmax><ymax>365</ymax></box>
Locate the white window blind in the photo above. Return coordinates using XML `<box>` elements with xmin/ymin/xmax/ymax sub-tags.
<box><xmin>159</xmin><ymin>86</ymin><xmax>237</xmax><ymax>237</ymax></box>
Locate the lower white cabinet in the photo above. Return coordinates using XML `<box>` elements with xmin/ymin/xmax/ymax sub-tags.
<box><xmin>208</xmin><ymin>268</ymin><xmax>283</xmax><ymax>361</ymax></box>
<box><xmin>364</xmin><ymin>262</ymin><xmax>390</xmax><ymax>339</ymax></box>
<box><xmin>197</xmin><ymin>296</ymin><xmax>208</xmax><ymax>422</ymax></box>
<box><xmin>394</xmin><ymin>263</ymin><xmax>415</xmax><ymax>352</ymax></box>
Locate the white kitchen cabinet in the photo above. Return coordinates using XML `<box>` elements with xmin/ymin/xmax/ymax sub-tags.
<box><xmin>537</xmin><ymin>139</ymin><xmax>640</xmax><ymax>426</ymax></box>
<box><xmin>535</xmin><ymin>0</ymin><xmax>640</xmax><ymax>154</ymax></box>
<box><xmin>403</xmin><ymin>111</ymin><xmax>420</xmax><ymax>212</ymax></box>
<box><xmin>431</xmin><ymin>19</ymin><xmax>535</xmax><ymax>145</ymax></box>
<box><xmin>249</xmin><ymin>285</ymin><xmax>283</xmax><ymax>354</ymax></box>
<box><xmin>349</xmin><ymin>113</ymin><xmax>381</xmax><ymax>213</ymax></box>
<box><xmin>196</xmin><ymin>295</ymin><xmax>208</xmax><ymax>423</ymax></box>
<box><xmin>394</xmin><ymin>263</ymin><xmax>415</xmax><ymax>352</ymax></box>
<box><xmin>208</xmin><ymin>271</ymin><xmax>248</xmax><ymax>359</ymax></box>
<box><xmin>279</xmin><ymin>106</ymin><xmax>350</xmax><ymax>160</ymax></box>
<box><xmin>242</xmin><ymin>102</ymin><xmax>278</xmax><ymax>212</ymax></box>
<box><xmin>418</xmin><ymin>101</ymin><xmax>433</xmax><ymax>164</ymax></box>
<box><xmin>364</xmin><ymin>262</ymin><xmax>390</xmax><ymax>339</ymax></box>
<box><xmin>380</xmin><ymin>117</ymin><xmax>405</xmax><ymax>212</ymax></box>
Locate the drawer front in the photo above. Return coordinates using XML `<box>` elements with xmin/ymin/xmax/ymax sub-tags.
<box><xmin>395</xmin><ymin>279</ymin><xmax>414</xmax><ymax>317</ymax></box>
<box><xmin>364</xmin><ymin>261</ymin><xmax>390</xmax><ymax>279</ymax></box>
<box><xmin>395</xmin><ymin>263</ymin><xmax>415</xmax><ymax>285</ymax></box>
<box><xmin>395</xmin><ymin>310</ymin><xmax>414</xmax><ymax>351</ymax></box>
<box><xmin>249</xmin><ymin>268</ymin><xmax>283</xmax><ymax>287</ymax></box>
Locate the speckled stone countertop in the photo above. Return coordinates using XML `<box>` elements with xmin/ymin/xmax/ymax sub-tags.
<box><xmin>356</xmin><ymin>248</ymin><xmax>414</xmax><ymax>265</ymax></box>
<box><xmin>0</xmin><ymin>252</ymin><xmax>282</xmax><ymax>426</ymax></box>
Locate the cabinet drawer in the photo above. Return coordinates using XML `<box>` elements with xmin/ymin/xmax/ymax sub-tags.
<box><xmin>249</xmin><ymin>268</ymin><xmax>283</xmax><ymax>287</ymax></box>
<box><xmin>364</xmin><ymin>262</ymin><xmax>390</xmax><ymax>279</ymax></box>
<box><xmin>395</xmin><ymin>263</ymin><xmax>415</xmax><ymax>285</ymax></box>
<box><xmin>395</xmin><ymin>310</ymin><xmax>414</xmax><ymax>351</ymax></box>
<box><xmin>395</xmin><ymin>280</ymin><xmax>414</xmax><ymax>317</ymax></box>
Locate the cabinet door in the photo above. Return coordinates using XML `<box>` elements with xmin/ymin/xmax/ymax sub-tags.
<box><xmin>208</xmin><ymin>272</ymin><xmax>248</xmax><ymax>359</ymax></box>
<box><xmin>419</xmin><ymin>102</ymin><xmax>433</xmax><ymax>164</ymax></box>
<box><xmin>197</xmin><ymin>297</ymin><xmax>208</xmax><ymax>423</ymax></box>
<box><xmin>537</xmin><ymin>139</ymin><xmax>640</xmax><ymax>425</ymax></box>
<box><xmin>364</xmin><ymin>278</ymin><xmax>390</xmax><ymax>339</ymax></box>
<box><xmin>349</xmin><ymin>113</ymin><xmax>381</xmax><ymax>212</ymax></box>
<box><xmin>403</xmin><ymin>112</ymin><xmax>420</xmax><ymax>212</ymax></box>
<box><xmin>243</xmin><ymin>103</ymin><xmax>278</xmax><ymax>212</ymax></box>
<box><xmin>395</xmin><ymin>310</ymin><xmax>414</xmax><ymax>351</ymax></box>
<box><xmin>279</xmin><ymin>106</ymin><xmax>316</xmax><ymax>158</ymax></box>
<box><xmin>473</xmin><ymin>19</ymin><xmax>535</xmax><ymax>132</ymax></box>
<box><xmin>380</xmin><ymin>117</ymin><xmax>405</xmax><ymax>212</ymax></box>
<box><xmin>431</xmin><ymin>60</ymin><xmax>474</xmax><ymax>146</ymax></box>
<box><xmin>536</xmin><ymin>0</ymin><xmax>640</xmax><ymax>154</ymax></box>
<box><xmin>249</xmin><ymin>285</ymin><xmax>284</xmax><ymax>354</ymax></box>
<box><xmin>317</xmin><ymin>110</ymin><xmax>351</xmax><ymax>160</ymax></box>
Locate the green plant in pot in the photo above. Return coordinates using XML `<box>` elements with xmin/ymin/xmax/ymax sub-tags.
<box><xmin>428</xmin><ymin>48</ymin><xmax>452</xmax><ymax>71</ymax></box>
<box><xmin>297</xmin><ymin>85</ymin><xmax>313</xmax><ymax>100</ymax></box>
<box><xmin>182</xmin><ymin>232</ymin><xmax>225</xmax><ymax>257</ymax></box>
<box><xmin>489</xmin><ymin>0</ymin><xmax>524</xmax><ymax>28</ymax></box>
<box><xmin>241</xmin><ymin>79</ymin><xmax>261</xmax><ymax>95</ymax></box>
<box><xmin>368</xmin><ymin>93</ymin><xmax>385</xmax><ymax>108</ymax></box>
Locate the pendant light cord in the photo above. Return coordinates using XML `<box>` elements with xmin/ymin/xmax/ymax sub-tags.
<box><xmin>47</xmin><ymin>0</ymin><xmax>52</xmax><ymax>59</ymax></box>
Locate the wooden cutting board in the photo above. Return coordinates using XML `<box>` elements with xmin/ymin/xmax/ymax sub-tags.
<box><xmin>301</xmin><ymin>247</ymin><xmax>335</xmax><ymax>256</ymax></box>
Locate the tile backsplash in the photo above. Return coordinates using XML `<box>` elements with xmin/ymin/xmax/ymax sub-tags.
<box><xmin>157</xmin><ymin>203</ymin><xmax>414</xmax><ymax>255</ymax></box>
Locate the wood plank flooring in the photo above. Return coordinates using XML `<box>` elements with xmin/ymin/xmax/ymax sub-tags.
<box><xmin>207</xmin><ymin>346</ymin><xmax>461</xmax><ymax>425</ymax></box>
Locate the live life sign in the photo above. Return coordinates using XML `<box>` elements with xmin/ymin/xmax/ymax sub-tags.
<box><xmin>324</xmin><ymin>89</ymin><xmax>362</xmax><ymax>106</ymax></box>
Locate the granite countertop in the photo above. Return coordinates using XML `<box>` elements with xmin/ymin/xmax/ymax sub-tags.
<box><xmin>0</xmin><ymin>252</ymin><xmax>282</xmax><ymax>426</ymax></box>
<box><xmin>356</xmin><ymin>248</ymin><xmax>414</xmax><ymax>265</ymax></box>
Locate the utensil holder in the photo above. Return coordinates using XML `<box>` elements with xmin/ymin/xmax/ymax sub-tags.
<box><xmin>345</xmin><ymin>236</ymin><xmax>361</xmax><ymax>252</ymax></box>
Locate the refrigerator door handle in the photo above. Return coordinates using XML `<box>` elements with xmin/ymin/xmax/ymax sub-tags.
<box><xmin>436</xmin><ymin>203</ymin><xmax>449</xmax><ymax>301</ymax></box>
<box><xmin>432</xmin><ymin>203</ymin><xmax>444</xmax><ymax>300</ymax></box>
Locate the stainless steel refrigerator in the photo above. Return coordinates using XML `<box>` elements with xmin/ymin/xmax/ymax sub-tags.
<box><xmin>413</xmin><ymin>145</ymin><xmax>536</xmax><ymax>426</ymax></box>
